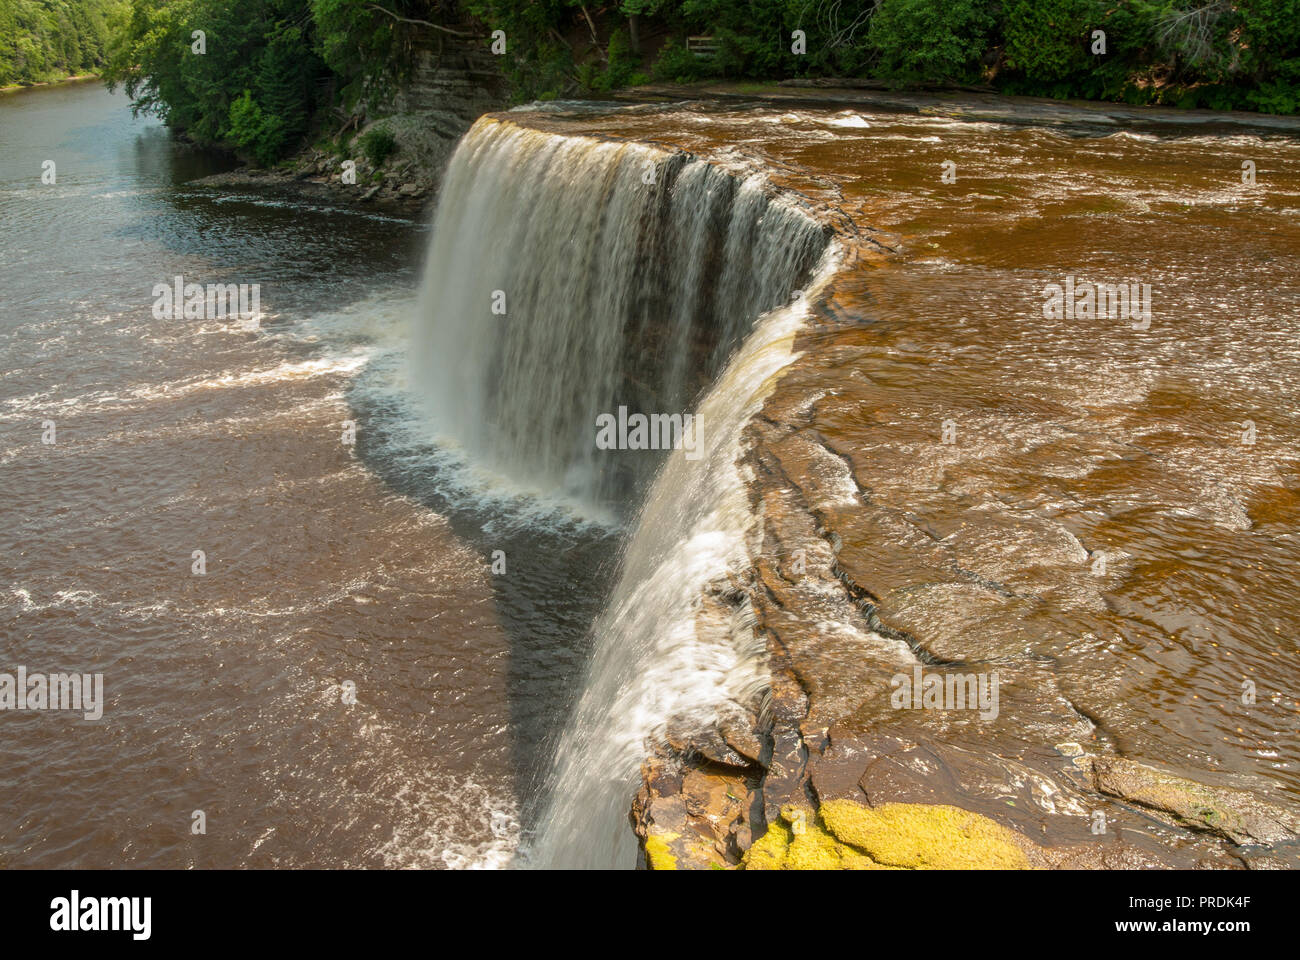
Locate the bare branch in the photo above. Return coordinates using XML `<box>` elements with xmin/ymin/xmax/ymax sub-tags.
<box><xmin>1155</xmin><ymin>1</ymin><xmax>1237</xmax><ymax>73</ymax></box>
<box><xmin>578</xmin><ymin>4</ymin><xmax>608</xmax><ymax>63</ymax></box>
<box><xmin>366</xmin><ymin>4</ymin><xmax>476</xmax><ymax>39</ymax></box>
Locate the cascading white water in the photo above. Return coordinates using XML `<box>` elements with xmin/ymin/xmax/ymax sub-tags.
<box><xmin>526</xmin><ymin>257</ymin><xmax>838</xmax><ymax>868</ymax></box>
<box><xmin>412</xmin><ymin>114</ymin><xmax>837</xmax><ymax>868</ymax></box>
<box><xmin>413</xmin><ymin>116</ymin><xmax>828</xmax><ymax>516</ymax></box>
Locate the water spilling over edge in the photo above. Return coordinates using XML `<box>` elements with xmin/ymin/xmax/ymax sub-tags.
<box><xmin>412</xmin><ymin>116</ymin><xmax>828</xmax><ymax>518</ymax></box>
<box><xmin>526</xmin><ymin>248</ymin><xmax>839</xmax><ymax>867</ymax></box>
<box><xmin>409</xmin><ymin>114</ymin><xmax>838</xmax><ymax>867</ymax></box>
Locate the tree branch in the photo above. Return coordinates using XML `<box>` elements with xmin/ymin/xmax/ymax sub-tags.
<box><xmin>579</xmin><ymin>4</ymin><xmax>607</xmax><ymax>62</ymax></box>
<box><xmin>366</xmin><ymin>4</ymin><xmax>476</xmax><ymax>38</ymax></box>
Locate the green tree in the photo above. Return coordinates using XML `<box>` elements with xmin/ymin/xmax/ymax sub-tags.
<box><xmin>0</xmin><ymin>0</ymin><xmax>127</xmax><ymax>85</ymax></box>
<box><xmin>104</xmin><ymin>0</ymin><xmax>330</xmax><ymax>162</ymax></box>
<box><xmin>868</xmin><ymin>0</ymin><xmax>994</xmax><ymax>85</ymax></box>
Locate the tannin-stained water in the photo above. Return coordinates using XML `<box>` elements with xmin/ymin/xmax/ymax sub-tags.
<box><xmin>0</xmin><ymin>83</ymin><xmax>614</xmax><ymax>868</ymax></box>
<box><xmin>561</xmin><ymin>104</ymin><xmax>1300</xmax><ymax>811</ymax></box>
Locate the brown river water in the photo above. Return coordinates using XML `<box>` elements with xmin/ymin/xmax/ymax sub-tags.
<box><xmin>1</xmin><ymin>83</ymin><xmax>617</xmax><ymax>867</ymax></box>
<box><xmin>1</xmin><ymin>82</ymin><xmax>1297</xmax><ymax>868</ymax></box>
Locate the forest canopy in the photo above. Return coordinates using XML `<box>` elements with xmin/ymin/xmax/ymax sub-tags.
<box><xmin>21</xmin><ymin>0</ymin><xmax>1295</xmax><ymax>164</ymax></box>
<box><xmin>0</xmin><ymin>0</ymin><xmax>127</xmax><ymax>86</ymax></box>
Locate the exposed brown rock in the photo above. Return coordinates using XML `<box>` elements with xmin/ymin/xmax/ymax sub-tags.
<box><xmin>631</xmin><ymin>754</ymin><xmax>760</xmax><ymax>869</ymax></box>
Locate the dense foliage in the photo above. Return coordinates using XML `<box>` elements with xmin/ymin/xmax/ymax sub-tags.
<box><xmin>100</xmin><ymin>1</ymin><xmax>460</xmax><ymax>161</ymax></box>
<box><xmin>17</xmin><ymin>0</ymin><xmax>1293</xmax><ymax>163</ymax></box>
<box><xmin>0</xmin><ymin>0</ymin><xmax>126</xmax><ymax>86</ymax></box>
<box><xmin>470</xmin><ymin>1</ymin><xmax>1300</xmax><ymax>113</ymax></box>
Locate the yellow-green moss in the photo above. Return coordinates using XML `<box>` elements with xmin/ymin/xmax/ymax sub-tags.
<box><xmin>742</xmin><ymin>800</ymin><xmax>1031</xmax><ymax>870</ymax></box>
<box><xmin>743</xmin><ymin>805</ymin><xmax>893</xmax><ymax>870</ymax></box>
<box><xmin>783</xmin><ymin>823</ymin><xmax>882</xmax><ymax>870</ymax></box>
<box><xmin>643</xmin><ymin>832</ymin><xmax>679</xmax><ymax>871</ymax></box>
<box><xmin>820</xmin><ymin>800</ymin><xmax>1030</xmax><ymax>870</ymax></box>
<box><xmin>743</xmin><ymin>820</ymin><xmax>792</xmax><ymax>870</ymax></box>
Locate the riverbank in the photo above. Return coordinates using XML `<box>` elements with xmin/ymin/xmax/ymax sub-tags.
<box><xmin>0</xmin><ymin>74</ymin><xmax>99</xmax><ymax>95</ymax></box>
<box><xmin>189</xmin><ymin>48</ymin><xmax>507</xmax><ymax>219</ymax></box>
<box><xmin>188</xmin><ymin>80</ymin><xmax>1300</xmax><ymax>223</ymax></box>
<box><xmin>192</xmin><ymin>161</ymin><xmax>435</xmax><ymax>219</ymax></box>
<box><xmin>188</xmin><ymin>109</ymin><xmax>464</xmax><ymax>220</ymax></box>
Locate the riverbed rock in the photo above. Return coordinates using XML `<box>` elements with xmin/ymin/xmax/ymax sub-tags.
<box><xmin>631</xmin><ymin>756</ymin><xmax>756</xmax><ymax>869</ymax></box>
<box><xmin>1089</xmin><ymin>756</ymin><xmax>1300</xmax><ymax>845</ymax></box>
<box><xmin>664</xmin><ymin>719</ymin><xmax>751</xmax><ymax>770</ymax></box>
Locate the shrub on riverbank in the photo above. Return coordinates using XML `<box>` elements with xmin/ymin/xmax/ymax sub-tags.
<box><xmin>358</xmin><ymin>127</ymin><xmax>398</xmax><ymax>166</ymax></box>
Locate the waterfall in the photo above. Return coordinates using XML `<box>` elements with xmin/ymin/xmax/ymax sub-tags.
<box><xmin>412</xmin><ymin>116</ymin><xmax>829</xmax><ymax>516</ymax></box>
<box><xmin>411</xmin><ymin>115</ymin><xmax>838</xmax><ymax>868</ymax></box>
<box><xmin>526</xmin><ymin>261</ymin><xmax>838</xmax><ymax>868</ymax></box>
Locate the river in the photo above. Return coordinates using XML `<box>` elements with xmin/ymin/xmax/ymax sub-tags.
<box><xmin>0</xmin><ymin>81</ymin><xmax>615</xmax><ymax>868</ymax></box>
<box><xmin>2</xmin><ymin>81</ymin><xmax>1297</xmax><ymax>870</ymax></box>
